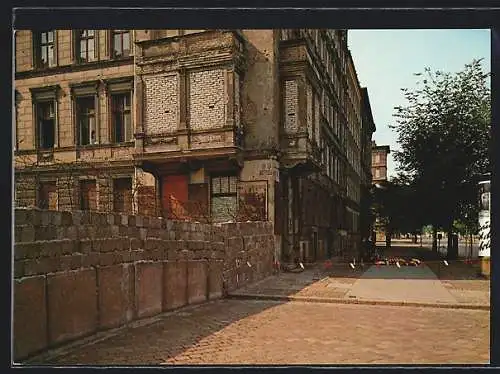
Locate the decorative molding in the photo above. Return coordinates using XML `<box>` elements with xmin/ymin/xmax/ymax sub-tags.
<box><xmin>16</xmin><ymin>57</ymin><xmax>133</xmax><ymax>80</ymax></box>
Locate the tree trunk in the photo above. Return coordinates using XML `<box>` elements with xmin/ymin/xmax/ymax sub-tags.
<box><xmin>432</xmin><ymin>226</ymin><xmax>438</xmax><ymax>252</ymax></box>
<box><xmin>470</xmin><ymin>232</ymin><xmax>473</xmax><ymax>258</ymax></box>
<box><xmin>445</xmin><ymin>220</ymin><xmax>457</xmax><ymax>260</ymax></box>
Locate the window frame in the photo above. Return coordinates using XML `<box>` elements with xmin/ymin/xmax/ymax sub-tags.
<box><xmin>33</xmin><ymin>30</ymin><xmax>57</xmax><ymax>69</ymax></box>
<box><xmin>74</xmin><ymin>29</ymin><xmax>98</xmax><ymax>64</ymax></box>
<box><xmin>30</xmin><ymin>86</ymin><xmax>60</xmax><ymax>150</ymax></box>
<box><xmin>70</xmin><ymin>82</ymin><xmax>100</xmax><ymax>147</ymax></box>
<box><xmin>110</xmin><ymin>92</ymin><xmax>133</xmax><ymax>144</ymax></box>
<box><xmin>75</xmin><ymin>96</ymin><xmax>97</xmax><ymax>146</ymax></box>
<box><xmin>211</xmin><ymin>174</ymin><xmax>238</xmax><ymax>198</ymax></box>
<box><xmin>111</xmin><ymin>30</ymin><xmax>131</xmax><ymax>59</ymax></box>
<box><xmin>105</xmin><ymin>77</ymin><xmax>134</xmax><ymax>145</ymax></box>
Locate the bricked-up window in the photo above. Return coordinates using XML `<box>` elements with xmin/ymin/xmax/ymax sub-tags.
<box><xmin>38</xmin><ymin>181</ymin><xmax>57</xmax><ymax>210</ymax></box>
<box><xmin>111</xmin><ymin>93</ymin><xmax>132</xmax><ymax>143</ymax></box>
<box><xmin>76</xmin><ymin>30</ymin><xmax>96</xmax><ymax>63</ymax></box>
<box><xmin>76</xmin><ymin>97</ymin><xmax>96</xmax><ymax>145</ymax></box>
<box><xmin>284</xmin><ymin>80</ymin><xmax>298</xmax><ymax>133</ymax></box>
<box><xmin>113</xmin><ymin>178</ymin><xmax>132</xmax><ymax>213</ymax></box>
<box><xmin>36</xmin><ymin>101</ymin><xmax>56</xmax><ymax>149</ymax></box>
<box><xmin>211</xmin><ymin>175</ymin><xmax>238</xmax><ymax>222</ymax></box>
<box><xmin>34</xmin><ymin>30</ymin><xmax>56</xmax><ymax>68</ymax></box>
<box><xmin>80</xmin><ymin>180</ymin><xmax>97</xmax><ymax>211</ymax></box>
<box><xmin>112</xmin><ymin>30</ymin><xmax>131</xmax><ymax>58</ymax></box>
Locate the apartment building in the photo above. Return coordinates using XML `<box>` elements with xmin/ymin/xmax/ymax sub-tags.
<box><xmin>14</xmin><ymin>29</ymin><xmax>374</xmax><ymax>263</ymax></box>
<box><xmin>371</xmin><ymin>141</ymin><xmax>390</xmax><ymax>182</ymax></box>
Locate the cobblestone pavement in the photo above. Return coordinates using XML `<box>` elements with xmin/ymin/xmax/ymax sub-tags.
<box><xmin>39</xmin><ymin>299</ymin><xmax>489</xmax><ymax>365</ymax></box>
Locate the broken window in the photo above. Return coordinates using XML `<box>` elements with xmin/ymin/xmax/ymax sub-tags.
<box><xmin>36</xmin><ymin>101</ymin><xmax>56</xmax><ymax>149</ymax></box>
<box><xmin>113</xmin><ymin>177</ymin><xmax>132</xmax><ymax>213</ymax></box>
<box><xmin>38</xmin><ymin>181</ymin><xmax>57</xmax><ymax>210</ymax></box>
<box><xmin>35</xmin><ymin>30</ymin><xmax>56</xmax><ymax>68</ymax></box>
<box><xmin>80</xmin><ymin>179</ymin><xmax>97</xmax><ymax>211</ymax></box>
<box><xmin>75</xmin><ymin>30</ymin><xmax>96</xmax><ymax>63</ymax></box>
<box><xmin>111</xmin><ymin>93</ymin><xmax>132</xmax><ymax>143</ymax></box>
<box><xmin>76</xmin><ymin>96</ymin><xmax>96</xmax><ymax>145</ymax></box>
<box><xmin>112</xmin><ymin>30</ymin><xmax>131</xmax><ymax>58</ymax></box>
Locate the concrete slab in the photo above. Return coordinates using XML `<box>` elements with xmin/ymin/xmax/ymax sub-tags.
<box><xmin>346</xmin><ymin>264</ymin><xmax>457</xmax><ymax>304</ymax></box>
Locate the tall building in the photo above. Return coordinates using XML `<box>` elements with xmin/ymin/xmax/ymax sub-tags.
<box><xmin>371</xmin><ymin>141</ymin><xmax>390</xmax><ymax>182</ymax></box>
<box><xmin>14</xmin><ymin>29</ymin><xmax>374</xmax><ymax>263</ymax></box>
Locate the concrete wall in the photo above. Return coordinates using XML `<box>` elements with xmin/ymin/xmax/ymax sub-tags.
<box><xmin>13</xmin><ymin>208</ymin><xmax>275</xmax><ymax>362</ymax></box>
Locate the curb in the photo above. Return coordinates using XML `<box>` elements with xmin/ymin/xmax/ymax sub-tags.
<box><xmin>227</xmin><ymin>293</ymin><xmax>490</xmax><ymax>311</ymax></box>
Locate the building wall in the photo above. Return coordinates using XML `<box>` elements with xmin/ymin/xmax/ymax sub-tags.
<box><xmin>14</xmin><ymin>28</ymin><xmax>374</xmax><ymax>263</ymax></box>
<box><xmin>371</xmin><ymin>144</ymin><xmax>390</xmax><ymax>182</ymax></box>
<box><xmin>241</xmin><ymin>30</ymin><xmax>281</xmax><ymax>150</ymax></box>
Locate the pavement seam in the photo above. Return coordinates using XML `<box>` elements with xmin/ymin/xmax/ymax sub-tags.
<box><xmin>226</xmin><ymin>293</ymin><xmax>490</xmax><ymax>311</ymax></box>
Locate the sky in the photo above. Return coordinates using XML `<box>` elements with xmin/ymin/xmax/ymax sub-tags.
<box><xmin>347</xmin><ymin>29</ymin><xmax>491</xmax><ymax>178</ymax></box>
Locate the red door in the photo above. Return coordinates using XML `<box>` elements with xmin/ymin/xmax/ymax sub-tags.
<box><xmin>161</xmin><ymin>175</ymin><xmax>188</xmax><ymax>219</ymax></box>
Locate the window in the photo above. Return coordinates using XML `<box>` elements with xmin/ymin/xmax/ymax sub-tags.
<box><xmin>75</xmin><ymin>30</ymin><xmax>96</xmax><ymax>63</ymax></box>
<box><xmin>113</xmin><ymin>178</ymin><xmax>132</xmax><ymax>213</ymax></box>
<box><xmin>35</xmin><ymin>30</ymin><xmax>56</xmax><ymax>68</ymax></box>
<box><xmin>36</xmin><ymin>101</ymin><xmax>56</xmax><ymax>149</ymax></box>
<box><xmin>111</xmin><ymin>93</ymin><xmax>132</xmax><ymax>143</ymax></box>
<box><xmin>112</xmin><ymin>30</ymin><xmax>131</xmax><ymax>58</ymax></box>
<box><xmin>211</xmin><ymin>175</ymin><xmax>238</xmax><ymax>222</ymax></box>
<box><xmin>80</xmin><ymin>180</ymin><xmax>97</xmax><ymax>211</ymax></box>
<box><xmin>38</xmin><ymin>181</ymin><xmax>57</xmax><ymax>210</ymax></box>
<box><xmin>76</xmin><ymin>97</ymin><xmax>97</xmax><ymax>145</ymax></box>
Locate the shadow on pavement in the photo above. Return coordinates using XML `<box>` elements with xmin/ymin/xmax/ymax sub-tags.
<box><xmin>31</xmin><ymin>298</ymin><xmax>290</xmax><ymax>366</ymax></box>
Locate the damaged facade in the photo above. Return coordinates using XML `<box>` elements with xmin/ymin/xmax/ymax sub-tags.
<box><xmin>14</xmin><ymin>29</ymin><xmax>375</xmax><ymax>263</ymax></box>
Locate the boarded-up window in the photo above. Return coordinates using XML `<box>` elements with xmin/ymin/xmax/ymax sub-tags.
<box><xmin>284</xmin><ymin>80</ymin><xmax>298</xmax><ymax>133</ymax></box>
<box><xmin>137</xmin><ymin>185</ymin><xmax>157</xmax><ymax>216</ymax></box>
<box><xmin>38</xmin><ymin>181</ymin><xmax>57</xmax><ymax>210</ymax></box>
<box><xmin>80</xmin><ymin>179</ymin><xmax>97</xmax><ymax>211</ymax></box>
<box><xmin>188</xmin><ymin>183</ymin><xmax>209</xmax><ymax>221</ymax></box>
<box><xmin>211</xmin><ymin>175</ymin><xmax>237</xmax><ymax>222</ymax></box>
<box><xmin>113</xmin><ymin>178</ymin><xmax>132</xmax><ymax>213</ymax></box>
<box><xmin>237</xmin><ymin>181</ymin><xmax>267</xmax><ymax>221</ymax></box>
<box><xmin>162</xmin><ymin>174</ymin><xmax>189</xmax><ymax>219</ymax></box>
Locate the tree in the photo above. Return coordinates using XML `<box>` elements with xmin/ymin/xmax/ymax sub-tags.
<box><xmin>371</xmin><ymin>176</ymin><xmax>424</xmax><ymax>245</ymax></box>
<box><xmin>390</xmin><ymin>59</ymin><xmax>490</xmax><ymax>257</ymax></box>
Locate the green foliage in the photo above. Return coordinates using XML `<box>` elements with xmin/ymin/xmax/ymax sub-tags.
<box><xmin>390</xmin><ymin>59</ymin><xmax>490</xmax><ymax>235</ymax></box>
<box><xmin>371</xmin><ymin>176</ymin><xmax>423</xmax><ymax>235</ymax></box>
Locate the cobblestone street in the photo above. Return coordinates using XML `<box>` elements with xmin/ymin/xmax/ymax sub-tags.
<box><xmin>38</xmin><ymin>298</ymin><xmax>489</xmax><ymax>365</ymax></box>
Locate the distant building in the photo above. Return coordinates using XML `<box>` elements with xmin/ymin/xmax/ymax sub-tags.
<box><xmin>371</xmin><ymin>142</ymin><xmax>390</xmax><ymax>182</ymax></box>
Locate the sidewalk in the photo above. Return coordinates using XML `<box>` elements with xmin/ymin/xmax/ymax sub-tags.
<box><xmin>229</xmin><ymin>245</ymin><xmax>490</xmax><ymax>310</ymax></box>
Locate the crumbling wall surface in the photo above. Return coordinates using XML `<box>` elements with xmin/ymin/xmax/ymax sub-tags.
<box><xmin>13</xmin><ymin>208</ymin><xmax>275</xmax><ymax>362</ymax></box>
<box><xmin>218</xmin><ymin>221</ymin><xmax>275</xmax><ymax>292</ymax></box>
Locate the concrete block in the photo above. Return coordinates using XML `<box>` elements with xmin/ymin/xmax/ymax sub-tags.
<box><xmin>13</xmin><ymin>276</ymin><xmax>48</xmax><ymax>361</ymax></box>
<box><xmin>135</xmin><ymin>262</ymin><xmax>163</xmax><ymax>318</ymax></box>
<box><xmin>187</xmin><ymin>260</ymin><xmax>208</xmax><ymax>305</ymax></box>
<box><xmin>47</xmin><ymin>268</ymin><xmax>98</xmax><ymax>345</ymax></box>
<box><xmin>163</xmin><ymin>260</ymin><xmax>187</xmax><ymax>310</ymax></box>
<box><xmin>208</xmin><ymin>260</ymin><xmax>223</xmax><ymax>299</ymax></box>
<box><xmin>97</xmin><ymin>264</ymin><xmax>131</xmax><ymax>329</ymax></box>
